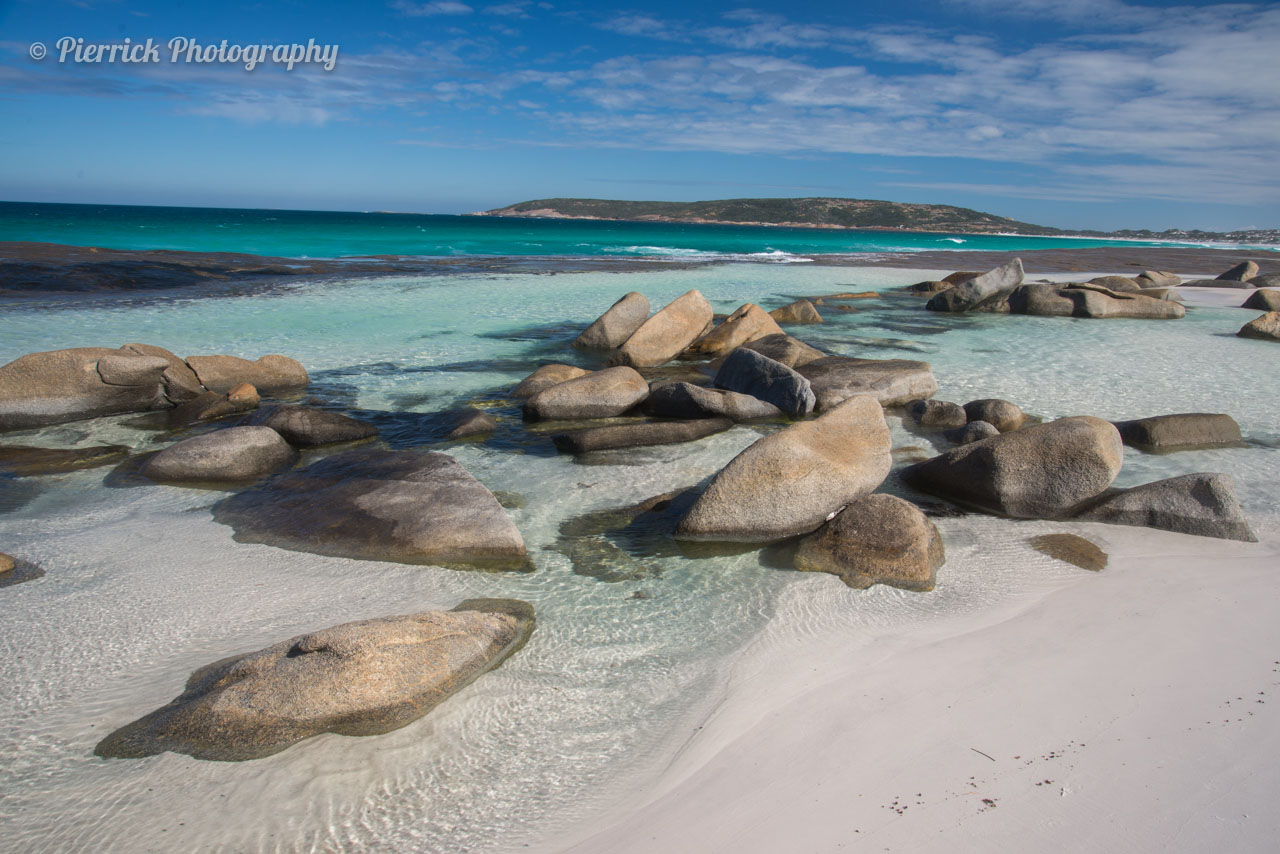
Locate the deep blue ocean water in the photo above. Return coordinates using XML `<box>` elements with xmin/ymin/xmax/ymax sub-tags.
<box><xmin>0</xmin><ymin>200</ymin><xmax>1246</xmax><ymax>259</ymax></box>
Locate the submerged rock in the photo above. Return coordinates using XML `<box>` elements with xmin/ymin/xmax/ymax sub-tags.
<box><xmin>739</xmin><ymin>333</ymin><xmax>827</xmax><ymax>368</ymax></box>
<box><xmin>1029</xmin><ymin>533</ymin><xmax>1107</xmax><ymax>571</ymax></box>
<box><xmin>511</xmin><ymin>364</ymin><xmax>592</xmax><ymax>399</ymax></box>
<box><xmin>1113</xmin><ymin>413</ymin><xmax>1242</xmax><ymax>450</ymax></box>
<box><xmin>552</xmin><ymin>418</ymin><xmax>732</xmax><ymax>453</ymax></box>
<box><xmin>0</xmin><ymin>554</ymin><xmax>44</xmax><ymax>587</ymax></box>
<box><xmin>795</xmin><ymin>494</ymin><xmax>945</xmax><ymax>591</ymax></box>
<box><xmin>141</xmin><ymin>426</ymin><xmax>297</xmax><ymax>484</ymax></box>
<box><xmin>905</xmin><ymin>398</ymin><xmax>967</xmax><ymax>431</ymax></box>
<box><xmin>1074</xmin><ymin>473</ymin><xmax>1256</xmax><ymax>542</ymax></box>
<box><xmin>962</xmin><ymin>398</ymin><xmax>1025</xmax><ymax>433</ymax></box>
<box><xmin>944</xmin><ymin>420</ymin><xmax>1000</xmax><ymax>445</ymax></box>
<box><xmin>644</xmin><ymin>382</ymin><xmax>783</xmax><ymax>421</ymax></box>
<box><xmin>686</xmin><ymin>304</ymin><xmax>785</xmax><ymax>358</ymax></box>
<box><xmin>902</xmin><ymin>416</ymin><xmax>1124</xmax><ymax>519</ymax></box>
<box><xmin>1241</xmin><ymin>289</ymin><xmax>1280</xmax><ymax>312</ymax></box>
<box><xmin>246</xmin><ymin>405</ymin><xmax>379</xmax><ymax>446</ymax></box>
<box><xmin>443</xmin><ymin>408</ymin><xmax>498</xmax><ymax>440</ymax></box>
<box><xmin>676</xmin><ymin>395</ymin><xmax>891</xmax><ymax>543</ymax></box>
<box><xmin>523</xmin><ymin>366</ymin><xmax>648</xmax><ymax>420</ymax></box>
<box><xmin>1217</xmin><ymin>261</ymin><xmax>1260</xmax><ymax>282</ymax></box>
<box><xmin>0</xmin><ymin>443</ymin><xmax>129</xmax><ymax>476</ymax></box>
<box><xmin>0</xmin><ymin>347</ymin><xmax>169</xmax><ymax>430</ymax></box>
<box><xmin>168</xmin><ymin>389</ymin><xmax>260</xmax><ymax>425</ymax></box>
<box><xmin>574</xmin><ymin>292</ymin><xmax>650</xmax><ymax>351</ymax></box>
<box><xmin>926</xmin><ymin>258</ymin><xmax>1024</xmax><ymax>312</ymax></box>
<box><xmin>613</xmin><ymin>290</ymin><xmax>714</xmax><ymax>368</ymax></box>
<box><xmin>713</xmin><ymin>348</ymin><xmax>815</xmax><ymax>417</ymax></box>
<box><xmin>1239</xmin><ymin>311</ymin><xmax>1280</xmax><ymax>341</ymax></box>
<box><xmin>796</xmin><ymin>356</ymin><xmax>938</xmax><ymax>409</ymax></box>
<box><xmin>769</xmin><ymin>299</ymin><xmax>823</xmax><ymax>324</ymax></box>
<box><xmin>213</xmin><ymin>448</ymin><xmax>528</xmax><ymax>568</ymax></box>
<box><xmin>94</xmin><ymin>599</ymin><xmax>535</xmax><ymax>762</ymax></box>
<box><xmin>1180</xmin><ymin>278</ymin><xmax>1255</xmax><ymax>289</ymax></box>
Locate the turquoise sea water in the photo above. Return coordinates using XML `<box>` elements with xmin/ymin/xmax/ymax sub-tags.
<box><xmin>0</xmin><ymin>200</ymin><xmax>1259</xmax><ymax>259</ymax></box>
<box><xmin>1</xmin><ymin>260</ymin><xmax>1278</xmax><ymax>853</ymax></box>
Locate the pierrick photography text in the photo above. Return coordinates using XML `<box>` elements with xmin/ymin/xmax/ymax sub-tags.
<box><xmin>34</xmin><ymin>37</ymin><xmax>339</xmax><ymax>71</ymax></box>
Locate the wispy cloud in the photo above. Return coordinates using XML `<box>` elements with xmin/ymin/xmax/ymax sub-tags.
<box><xmin>391</xmin><ymin>0</ymin><xmax>474</xmax><ymax>17</ymax></box>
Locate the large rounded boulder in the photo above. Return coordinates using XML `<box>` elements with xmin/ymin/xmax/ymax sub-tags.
<box><xmin>794</xmin><ymin>494</ymin><xmax>945</xmax><ymax>591</ymax></box>
<box><xmin>573</xmin><ymin>292</ymin><xmax>650</xmax><ymax>351</ymax></box>
<box><xmin>0</xmin><ymin>347</ymin><xmax>169</xmax><ymax>430</ymax></box>
<box><xmin>95</xmin><ymin>599</ymin><xmax>535</xmax><ymax>761</ymax></box>
<box><xmin>212</xmin><ymin>448</ymin><xmax>528</xmax><ymax>568</ymax></box>
<box><xmin>676</xmin><ymin>395</ymin><xmax>891</xmax><ymax>543</ymax></box>
<box><xmin>523</xmin><ymin>366</ymin><xmax>648</xmax><ymax>420</ymax></box>
<box><xmin>141</xmin><ymin>426</ymin><xmax>297</xmax><ymax>484</ymax></box>
<box><xmin>613</xmin><ymin>290</ymin><xmax>714</xmax><ymax>368</ymax></box>
<box><xmin>185</xmin><ymin>354</ymin><xmax>309</xmax><ymax>395</ymax></box>
<box><xmin>685</xmin><ymin>304</ymin><xmax>784</xmax><ymax>358</ymax></box>
<box><xmin>902</xmin><ymin>416</ymin><xmax>1124</xmax><ymax>518</ymax></box>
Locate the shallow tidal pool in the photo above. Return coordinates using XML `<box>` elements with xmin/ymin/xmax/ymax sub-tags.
<box><xmin>1</xmin><ymin>264</ymin><xmax>1277</xmax><ymax>853</ymax></box>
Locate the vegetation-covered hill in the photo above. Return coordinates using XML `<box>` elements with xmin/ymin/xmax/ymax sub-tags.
<box><xmin>479</xmin><ymin>197</ymin><xmax>1063</xmax><ymax>235</ymax></box>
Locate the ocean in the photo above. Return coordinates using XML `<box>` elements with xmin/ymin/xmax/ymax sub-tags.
<box><xmin>0</xmin><ymin>200</ymin><xmax>1260</xmax><ymax>260</ymax></box>
<box><xmin>0</xmin><ymin>206</ymin><xmax>1278</xmax><ymax>852</ymax></box>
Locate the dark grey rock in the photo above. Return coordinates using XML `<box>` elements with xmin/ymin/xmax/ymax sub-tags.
<box><xmin>246</xmin><ymin>405</ymin><xmax>378</xmax><ymax>447</ymax></box>
<box><xmin>644</xmin><ymin>382</ymin><xmax>783</xmax><ymax>421</ymax></box>
<box><xmin>1113</xmin><ymin>413</ymin><xmax>1242</xmax><ymax>450</ymax></box>
<box><xmin>713</xmin><ymin>348</ymin><xmax>815</xmax><ymax>417</ymax></box>
<box><xmin>552</xmin><ymin>418</ymin><xmax>733</xmax><ymax>453</ymax></box>
<box><xmin>94</xmin><ymin>599</ymin><xmax>535</xmax><ymax>761</ymax></box>
<box><xmin>738</xmin><ymin>333</ymin><xmax>827</xmax><ymax>368</ymax></box>
<box><xmin>1074</xmin><ymin>473</ymin><xmax>1256</xmax><ymax>542</ymax></box>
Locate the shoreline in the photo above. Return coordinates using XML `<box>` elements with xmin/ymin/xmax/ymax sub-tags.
<box><xmin>2</xmin><ymin>240</ymin><xmax>1278</xmax><ymax>297</ymax></box>
<box><xmin>543</xmin><ymin>526</ymin><xmax>1280</xmax><ymax>853</ymax></box>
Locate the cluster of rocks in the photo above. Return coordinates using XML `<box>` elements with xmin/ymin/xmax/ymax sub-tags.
<box><xmin>1180</xmin><ymin>261</ymin><xmax>1278</xmax><ymax>289</ymax></box>
<box><xmin>901</xmin><ymin>410</ymin><xmax>1255</xmax><ymax>542</ymax></box>
<box><xmin>916</xmin><ymin>259</ymin><xmax>1186</xmax><ymax>319</ymax></box>
<box><xmin>1237</xmin><ymin>285</ymin><xmax>1280</xmax><ymax>341</ymax></box>
<box><xmin>0</xmin><ymin>343</ymin><xmax>309</xmax><ymax>431</ymax></box>
<box><xmin>8</xmin><ymin>266</ymin><xmax>1270</xmax><ymax>762</ymax></box>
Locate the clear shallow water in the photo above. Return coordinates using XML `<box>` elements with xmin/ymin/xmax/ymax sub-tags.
<box><xmin>0</xmin><ymin>201</ymin><xmax>1248</xmax><ymax>259</ymax></box>
<box><xmin>0</xmin><ymin>264</ymin><xmax>1278</xmax><ymax>853</ymax></box>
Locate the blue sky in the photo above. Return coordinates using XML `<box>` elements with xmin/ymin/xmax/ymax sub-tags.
<box><xmin>0</xmin><ymin>0</ymin><xmax>1276</xmax><ymax>230</ymax></box>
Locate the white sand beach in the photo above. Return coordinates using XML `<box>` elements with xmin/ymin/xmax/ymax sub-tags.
<box><xmin>554</xmin><ymin>525</ymin><xmax>1280</xmax><ymax>853</ymax></box>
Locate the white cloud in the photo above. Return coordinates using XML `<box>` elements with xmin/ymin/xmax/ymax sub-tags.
<box><xmin>391</xmin><ymin>0</ymin><xmax>473</xmax><ymax>17</ymax></box>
